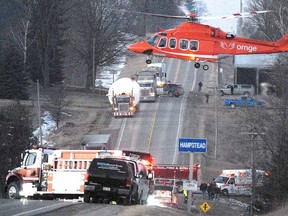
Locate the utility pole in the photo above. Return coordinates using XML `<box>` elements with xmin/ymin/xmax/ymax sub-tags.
<box><xmin>92</xmin><ymin>37</ymin><xmax>96</xmax><ymax>93</ymax></box>
<box><xmin>37</xmin><ymin>80</ymin><xmax>43</xmax><ymax>146</ymax></box>
<box><xmin>187</xmin><ymin>152</ymin><xmax>194</xmax><ymax>212</ymax></box>
<box><xmin>215</xmin><ymin>57</ymin><xmax>223</xmax><ymax>159</ymax></box>
<box><xmin>240</xmin><ymin>131</ymin><xmax>264</xmax><ymax>216</ymax></box>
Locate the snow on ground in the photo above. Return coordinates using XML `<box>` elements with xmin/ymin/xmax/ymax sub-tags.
<box><xmin>33</xmin><ymin>111</ymin><xmax>56</xmax><ymax>145</ymax></box>
<box><xmin>95</xmin><ymin>56</ymin><xmax>127</xmax><ymax>89</ymax></box>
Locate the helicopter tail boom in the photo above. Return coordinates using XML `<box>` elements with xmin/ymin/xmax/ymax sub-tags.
<box><xmin>275</xmin><ymin>34</ymin><xmax>288</xmax><ymax>51</ymax></box>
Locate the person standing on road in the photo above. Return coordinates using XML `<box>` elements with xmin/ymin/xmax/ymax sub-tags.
<box><xmin>205</xmin><ymin>93</ymin><xmax>209</xmax><ymax>103</ymax></box>
<box><xmin>215</xmin><ymin>185</ymin><xmax>221</xmax><ymax>201</ymax></box>
<box><xmin>230</xmin><ymin>85</ymin><xmax>234</xmax><ymax>95</ymax></box>
<box><xmin>207</xmin><ymin>183</ymin><xmax>213</xmax><ymax>200</ymax></box>
<box><xmin>198</xmin><ymin>81</ymin><xmax>203</xmax><ymax>92</ymax></box>
<box><xmin>200</xmin><ymin>182</ymin><xmax>208</xmax><ymax>199</ymax></box>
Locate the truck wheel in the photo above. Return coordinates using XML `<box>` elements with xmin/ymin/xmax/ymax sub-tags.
<box><xmin>124</xmin><ymin>195</ymin><xmax>132</xmax><ymax>206</ymax></box>
<box><xmin>222</xmin><ymin>189</ymin><xmax>229</xmax><ymax>196</ymax></box>
<box><xmin>83</xmin><ymin>192</ymin><xmax>91</xmax><ymax>203</ymax></box>
<box><xmin>168</xmin><ymin>91</ymin><xmax>174</xmax><ymax>97</ymax></box>
<box><xmin>230</xmin><ymin>103</ymin><xmax>236</xmax><ymax>109</ymax></box>
<box><xmin>220</xmin><ymin>90</ymin><xmax>224</xmax><ymax>96</ymax></box>
<box><xmin>8</xmin><ymin>182</ymin><xmax>20</xmax><ymax>199</ymax></box>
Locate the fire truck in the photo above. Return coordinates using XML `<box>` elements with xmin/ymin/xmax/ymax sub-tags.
<box><xmin>4</xmin><ymin>147</ymin><xmax>152</xmax><ymax>199</ymax></box>
<box><xmin>152</xmin><ymin>164</ymin><xmax>200</xmax><ymax>192</ymax></box>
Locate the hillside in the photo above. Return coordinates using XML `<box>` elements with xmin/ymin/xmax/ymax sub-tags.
<box><xmin>32</xmin><ymin>55</ymin><xmax>148</xmax><ymax>148</ymax></box>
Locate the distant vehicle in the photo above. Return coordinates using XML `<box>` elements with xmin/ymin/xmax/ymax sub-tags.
<box><xmin>224</xmin><ymin>96</ymin><xmax>265</xmax><ymax>108</ymax></box>
<box><xmin>220</xmin><ymin>84</ymin><xmax>255</xmax><ymax>96</ymax></box>
<box><xmin>146</xmin><ymin>62</ymin><xmax>168</xmax><ymax>87</ymax></box>
<box><xmin>215</xmin><ymin>169</ymin><xmax>269</xmax><ymax>195</ymax></box>
<box><xmin>84</xmin><ymin>157</ymin><xmax>153</xmax><ymax>205</ymax></box>
<box><xmin>157</xmin><ymin>83</ymin><xmax>185</xmax><ymax>97</ymax></box>
<box><xmin>136</xmin><ymin>70</ymin><xmax>157</xmax><ymax>102</ymax></box>
<box><xmin>107</xmin><ymin>78</ymin><xmax>140</xmax><ymax>117</ymax></box>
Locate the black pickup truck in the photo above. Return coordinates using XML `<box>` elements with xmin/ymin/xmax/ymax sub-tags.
<box><xmin>84</xmin><ymin>157</ymin><xmax>152</xmax><ymax>205</ymax></box>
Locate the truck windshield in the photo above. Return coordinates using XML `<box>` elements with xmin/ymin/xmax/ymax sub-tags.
<box><xmin>24</xmin><ymin>152</ymin><xmax>37</xmax><ymax>166</ymax></box>
<box><xmin>214</xmin><ymin>176</ymin><xmax>229</xmax><ymax>184</ymax></box>
<box><xmin>116</xmin><ymin>97</ymin><xmax>130</xmax><ymax>103</ymax></box>
<box><xmin>140</xmin><ymin>83</ymin><xmax>152</xmax><ymax>87</ymax></box>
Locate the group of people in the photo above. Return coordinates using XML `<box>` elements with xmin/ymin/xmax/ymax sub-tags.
<box><xmin>200</xmin><ymin>179</ymin><xmax>221</xmax><ymax>201</ymax></box>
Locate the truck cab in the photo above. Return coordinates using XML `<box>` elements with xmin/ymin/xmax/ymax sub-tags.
<box><xmin>5</xmin><ymin>148</ymin><xmax>54</xmax><ymax>199</ymax></box>
<box><xmin>136</xmin><ymin>70</ymin><xmax>157</xmax><ymax>102</ymax></box>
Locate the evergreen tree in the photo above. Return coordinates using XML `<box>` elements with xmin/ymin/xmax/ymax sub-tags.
<box><xmin>0</xmin><ymin>102</ymin><xmax>33</xmax><ymax>195</ymax></box>
<box><xmin>0</xmin><ymin>43</ymin><xmax>29</xmax><ymax>100</ymax></box>
<box><xmin>26</xmin><ymin>0</ymin><xmax>67</xmax><ymax>88</ymax></box>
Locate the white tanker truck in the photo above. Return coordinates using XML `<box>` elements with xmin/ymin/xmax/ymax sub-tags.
<box><xmin>107</xmin><ymin>77</ymin><xmax>141</xmax><ymax>117</ymax></box>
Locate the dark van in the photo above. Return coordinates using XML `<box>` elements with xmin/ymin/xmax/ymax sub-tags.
<box><xmin>84</xmin><ymin>158</ymin><xmax>151</xmax><ymax>205</ymax></box>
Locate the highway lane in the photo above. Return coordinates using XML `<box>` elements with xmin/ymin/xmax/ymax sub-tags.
<box><xmin>111</xmin><ymin>58</ymin><xmax>214</xmax><ymax>165</ymax></box>
<box><xmin>0</xmin><ymin>198</ymin><xmax>191</xmax><ymax>216</ymax></box>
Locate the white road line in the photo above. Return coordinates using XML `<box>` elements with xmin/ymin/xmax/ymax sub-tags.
<box><xmin>116</xmin><ymin>118</ymin><xmax>127</xmax><ymax>150</ymax></box>
<box><xmin>172</xmin><ymin>66</ymin><xmax>198</xmax><ymax>164</ymax></box>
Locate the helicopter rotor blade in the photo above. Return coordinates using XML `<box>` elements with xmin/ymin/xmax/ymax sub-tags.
<box><xmin>117</xmin><ymin>9</ymin><xmax>189</xmax><ymax>20</ymax></box>
<box><xmin>198</xmin><ymin>10</ymin><xmax>273</xmax><ymax>20</ymax></box>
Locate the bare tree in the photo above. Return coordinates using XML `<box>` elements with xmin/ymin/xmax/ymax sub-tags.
<box><xmin>44</xmin><ymin>83</ymin><xmax>71</xmax><ymax>129</ymax></box>
<box><xmin>243</xmin><ymin>0</ymin><xmax>288</xmax><ymax>40</ymax></box>
<box><xmin>10</xmin><ymin>1</ymin><xmax>34</xmax><ymax>74</ymax></box>
<box><xmin>237</xmin><ymin>0</ymin><xmax>288</xmax><ymax>207</ymax></box>
<box><xmin>69</xmin><ymin>0</ymin><xmax>134</xmax><ymax>89</ymax></box>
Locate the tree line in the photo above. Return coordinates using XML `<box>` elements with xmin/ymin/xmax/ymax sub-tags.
<box><xmin>241</xmin><ymin>0</ymin><xmax>288</xmax><ymax>211</ymax></box>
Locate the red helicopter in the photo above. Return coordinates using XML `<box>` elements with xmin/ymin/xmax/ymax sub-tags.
<box><xmin>128</xmin><ymin>11</ymin><xmax>288</xmax><ymax>70</ymax></box>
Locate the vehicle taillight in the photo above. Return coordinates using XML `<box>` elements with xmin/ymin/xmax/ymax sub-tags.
<box><xmin>84</xmin><ymin>172</ymin><xmax>89</xmax><ymax>182</ymax></box>
<box><xmin>126</xmin><ymin>178</ymin><xmax>132</xmax><ymax>187</ymax></box>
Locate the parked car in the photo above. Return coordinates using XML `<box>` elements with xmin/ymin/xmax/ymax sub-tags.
<box><xmin>224</xmin><ymin>96</ymin><xmax>265</xmax><ymax>108</ymax></box>
<box><xmin>220</xmin><ymin>84</ymin><xmax>255</xmax><ymax>96</ymax></box>
<box><xmin>158</xmin><ymin>84</ymin><xmax>185</xmax><ymax>97</ymax></box>
<box><xmin>84</xmin><ymin>157</ymin><xmax>152</xmax><ymax>205</ymax></box>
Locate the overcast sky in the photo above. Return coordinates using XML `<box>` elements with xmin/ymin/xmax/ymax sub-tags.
<box><xmin>200</xmin><ymin>0</ymin><xmax>248</xmax><ymax>33</ymax></box>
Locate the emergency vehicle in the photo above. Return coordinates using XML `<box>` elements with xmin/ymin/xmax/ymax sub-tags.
<box><xmin>214</xmin><ymin>169</ymin><xmax>268</xmax><ymax>195</ymax></box>
<box><xmin>152</xmin><ymin>164</ymin><xmax>200</xmax><ymax>192</ymax></box>
<box><xmin>4</xmin><ymin>147</ymin><xmax>152</xmax><ymax>199</ymax></box>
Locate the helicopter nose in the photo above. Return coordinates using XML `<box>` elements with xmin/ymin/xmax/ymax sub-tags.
<box><xmin>128</xmin><ymin>41</ymin><xmax>150</xmax><ymax>53</ymax></box>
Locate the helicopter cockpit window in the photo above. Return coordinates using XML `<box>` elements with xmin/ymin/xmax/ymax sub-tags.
<box><xmin>179</xmin><ymin>39</ymin><xmax>188</xmax><ymax>50</ymax></box>
<box><xmin>169</xmin><ymin>38</ymin><xmax>177</xmax><ymax>49</ymax></box>
<box><xmin>158</xmin><ymin>37</ymin><xmax>167</xmax><ymax>48</ymax></box>
<box><xmin>226</xmin><ymin>34</ymin><xmax>235</xmax><ymax>39</ymax></box>
<box><xmin>189</xmin><ymin>40</ymin><xmax>199</xmax><ymax>51</ymax></box>
<box><xmin>147</xmin><ymin>35</ymin><xmax>159</xmax><ymax>46</ymax></box>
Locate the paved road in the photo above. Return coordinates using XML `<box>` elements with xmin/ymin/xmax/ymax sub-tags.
<box><xmin>111</xmin><ymin>58</ymin><xmax>214</xmax><ymax>165</ymax></box>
